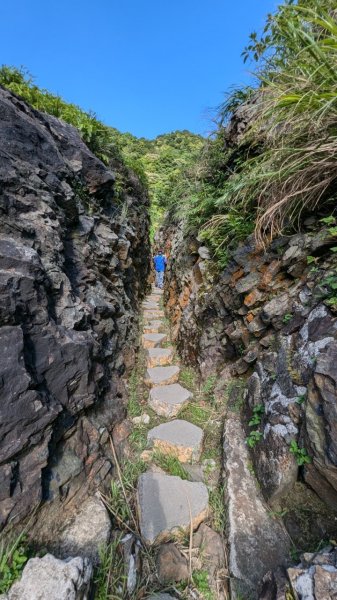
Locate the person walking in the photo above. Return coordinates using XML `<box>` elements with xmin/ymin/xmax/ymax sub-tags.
<box><xmin>153</xmin><ymin>249</ymin><xmax>167</xmax><ymax>289</ymax></box>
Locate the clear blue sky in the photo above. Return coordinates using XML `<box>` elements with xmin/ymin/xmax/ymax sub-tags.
<box><xmin>0</xmin><ymin>0</ymin><xmax>278</xmax><ymax>139</ymax></box>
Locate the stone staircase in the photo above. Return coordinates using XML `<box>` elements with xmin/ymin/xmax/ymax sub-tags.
<box><xmin>137</xmin><ymin>287</ymin><xmax>209</xmax><ymax>556</ymax></box>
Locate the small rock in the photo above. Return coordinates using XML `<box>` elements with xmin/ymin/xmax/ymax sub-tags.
<box><xmin>144</xmin><ymin>365</ymin><xmax>180</xmax><ymax>387</ymax></box>
<box><xmin>183</xmin><ymin>463</ymin><xmax>205</xmax><ymax>483</ymax></box>
<box><xmin>198</xmin><ymin>246</ymin><xmax>211</xmax><ymax>260</ymax></box>
<box><xmin>235</xmin><ymin>272</ymin><xmax>260</xmax><ymax>294</ymax></box>
<box><xmin>156</xmin><ymin>543</ymin><xmax>189</xmax><ymax>583</ymax></box>
<box><xmin>2</xmin><ymin>554</ymin><xmax>93</xmax><ymax>600</ymax></box>
<box><xmin>147</xmin><ymin>347</ymin><xmax>174</xmax><ymax>368</ymax></box>
<box><xmin>282</xmin><ymin>245</ymin><xmax>303</xmax><ymax>262</ymax></box>
<box><xmin>147</xmin><ymin>419</ymin><xmax>203</xmax><ymax>462</ymax></box>
<box><xmin>132</xmin><ymin>414</ymin><xmax>150</xmax><ymax>426</ymax></box>
<box><xmin>137</xmin><ymin>472</ymin><xmax>209</xmax><ymax>544</ymax></box>
<box><xmin>149</xmin><ymin>384</ymin><xmax>192</xmax><ymax>418</ymax></box>
<box><xmin>193</xmin><ymin>523</ymin><xmax>225</xmax><ymax>573</ymax></box>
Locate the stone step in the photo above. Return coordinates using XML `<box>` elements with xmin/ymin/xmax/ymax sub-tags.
<box><xmin>144</xmin><ymin>365</ymin><xmax>180</xmax><ymax>387</ymax></box>
<box><xmin>142</xmin><ymin>333</ymin><xmax>167</xmax><ymax>349</ymax></box>
<box><xmin>148</xmin><ymin>384</ymin><xmax>192</xmax><ymax>418</ymax></box>
<box><xmin>143</xmin><ymin>320</ymin><xmax>165</xmax><ymax>335</ymax></box>
<box><xmin>153</xmin><ymin>287</ymin><xmax>164</xmax><ymax>295</ymax></box>
<box><xmin>147</xmin><ymin>419</ymin><xmax>203</xmax><ymax>462</ymax></box>
<box><xmin>148</xmin><ymin>294</ymin><xmax>161</xmax><ymax>303</ymax></box>
<box><xmin>137</xmin><ymin>472</ymin><xmax>208</xmax><ymax>545</ymax></box>
<box><xmin>143</xmin><ymin>301</ymin><xmax>159</xmax><ymax>310</ymax></box>
<box><xmin>147</xmin><ymin>347</ymin><xmax>174</xmax><ymax>368</ymax></box>
<box><xmin>143</xmin><ymin>310</ymin><xmax>165</xmax><ymax>320</ymax></box>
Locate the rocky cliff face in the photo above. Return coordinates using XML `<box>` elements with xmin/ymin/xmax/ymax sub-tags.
<box><xmin>0</xmin><ymin>86</ymin><xmax>150</xmax><ymax>536</ymax></box>
<box><xmin>160</xmin><ymin>211</ymin><xmax>337</xmax><ymax>595</ymax></box>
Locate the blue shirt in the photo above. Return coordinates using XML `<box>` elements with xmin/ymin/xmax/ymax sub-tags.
<box><xmin>153</xmin><ymin>254</ymin><xmax>166</xmax><ymax>272</ymax></box>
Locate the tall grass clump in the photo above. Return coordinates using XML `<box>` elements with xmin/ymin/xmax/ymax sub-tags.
<box><xmin>180</xmin><ymin>0</ymin><xmax>337</xmax><ymax>262</ymax></box>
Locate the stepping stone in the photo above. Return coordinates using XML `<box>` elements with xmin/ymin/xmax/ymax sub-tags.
<box><xmin>148</xmin><ymin>384</ymin><xmax>192</xmax><ymax>418</ymax></box>
<box><xmin>142</xmin><ymin>333</ymin><xmax>167</xmax><ymax>349</ymax></box>
<box><xmin>147</xmin><ymin>348</ymin><xmax>174</xmax><ymax>368</ymax></box>
<box><xmin>143</xmin><ymin>310</ymin><xmax>165</xmax><ymax>319</ymax></box>
<box><xmin>143</xmin><ymin>320</ymin><xmax>165</xmax><ymax>334</ymax></box>
<box><xmin>143</xmin><ymin>301</ymin><xmax>159</xmax><ymax>309</ymax></box>
<box><xmin>137</xmin><ymin>472</ymin><xmax>209</xmax><ymax>544</ymax></box>
<box><xmin>148</xmin><ymin>294</ymin><xmax>161</xmax><ymax>302</ymax></box>
<box><xmin>144</xmin><ymin>366</ymin><xmax>180</xmax><ymax>387</ymax></box>
<box><xmin>147</xmin><ymin>419</ymin><xmax>203</xmax><ymax>462</ymax></box>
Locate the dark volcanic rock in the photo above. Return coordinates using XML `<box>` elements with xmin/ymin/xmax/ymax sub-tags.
<box><xmin>0</xmin><ymin>86</ymin><xmax>150</xmax><ymax>535</ymax></box>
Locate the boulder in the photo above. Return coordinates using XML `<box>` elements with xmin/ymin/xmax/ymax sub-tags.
<box><xmin>58</xmin><ymin>495</ymin><xmax>111</xmax><ymax>563</ymax></box>
<box><xmin>1</xmin><ymin>554</ymin><xmax>93</xmax><ymax>599</ymax></box>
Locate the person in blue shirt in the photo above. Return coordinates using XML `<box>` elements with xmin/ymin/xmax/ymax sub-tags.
<box><xmin>153</xmin><ymin>250</ymin><xmax>167</xmax><ymax>289</ymax></box>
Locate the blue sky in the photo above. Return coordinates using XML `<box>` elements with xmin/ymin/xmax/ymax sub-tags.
<box><xmin>0</xmin><ymin>0</ymin><xmax>278</xmax><ymax>138</ymax></box>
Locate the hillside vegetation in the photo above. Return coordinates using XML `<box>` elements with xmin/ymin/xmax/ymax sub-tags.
<box><xmin>163</xmin><ymin>0</ymin><xmax>337</xmax><ymax>265</ymax></box>
<box><xmin>0</xmin><ymin>66</ymin><xmax>203</xmax><ymax>237</ymax></box>
<box><xmin>2</xmin><ymin>0</ymin><xmax>336</xmax><ymax>261</ymax></box>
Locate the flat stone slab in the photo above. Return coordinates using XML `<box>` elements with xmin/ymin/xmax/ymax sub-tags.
<box><xmin>142</xmin><ymin>333</ymin><xmax>167</xmax><ymax>349</ymax></box>
<box><xmin>143</xmin><ymin>310</ymin><xmax>165</xmax><ymax>319</ymax></box>
<box><xmin>147</xmin><ymin>419</ymin><xmax>203</xmax><ymax>462</ymax></box>
<box><xmin>223</xmin><ymin>412</ymin><xmax>290</xmax><ymax>598</ymax></box>
<box><xmin>143</xmin><ymin>320</ymin><xmax>165</xmax><ymax>334</ymax></box>
<box><xmin>145</xmin><ymin>366</ymin><xmax>180</xmax><ymax>387</ymax></box>
<box><xmin>143</xmin><ymin>301</ymin><xmax>159</xmax><ymax>310</ymax></box>
<box><xmin>147</xmin><ymin>348</ymin><xmax>174</xmax><ymax>368</ymax></box>
<box><xmin>149</xmin><ymin>384</ymin><xmax>192</xmax><ymax>417</ymax></box>
<box><xmin>138</xmin><ymin>472</ymin><xmax>208</xmax><ymax>544</ymax></box>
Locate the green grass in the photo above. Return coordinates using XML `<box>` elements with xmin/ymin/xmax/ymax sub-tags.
<box><xmin>178</xmin><ymin>402</ymin><xmax>213</xmax><ymax>428</ymax></box>
<box><xmin>179</xmin><ymin>367</ymin><xmax>198</xmax><ymax>391</ymax></box>
<box><xmin>129</xmin><ymin>426</ymin><xmax>148</xmax><ymax>453</ymax></box>
<box><xmin>0</xmin><ymin>532</ymin><xmax>29</xmax><ymax>593</ymax></box>
<box><xmin>209</xmin><ymin>486</ymin><xmax>226</xmax><ymax>533</ymax></box>
<box><xmin>151</xmin><ymin>450</ymin><xmax>189</xmax><ymax>480</ymax></box>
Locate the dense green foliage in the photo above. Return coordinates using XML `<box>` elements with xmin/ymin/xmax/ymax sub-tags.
<box><xmin>109</xmin><ymin>128</ymin><xmax>204</xmax><ymax>234</ymax></box>
<box><xmin>180</xmin><ymin>0</ymin><xmax>337</xmax><ymax>262</ymax></box>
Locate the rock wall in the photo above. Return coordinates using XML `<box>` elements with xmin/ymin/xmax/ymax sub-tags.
<box><xmin>160</xmin><ymin>214</ymin><xmax>337</xmax><ymax>595</ymax></box>
<box><xmin>163</xmin><ymin>215</ymin><xmax>337</xmax><ymax>505</ymax></box>
<box><xmin>0</xmin><ymin>87</ymin><xmax>150</xmax><ymax>536</ymax></box>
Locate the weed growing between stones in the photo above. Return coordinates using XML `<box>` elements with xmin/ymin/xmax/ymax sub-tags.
<box><xmin>151</xmin><ymin>450</ymin><xmax>189</xmax><ymax>480</ymax></box>
<box><xmin>0</xmin><ymin>532</ymin><xmax>29</xmax><ymax>593</ymax></box>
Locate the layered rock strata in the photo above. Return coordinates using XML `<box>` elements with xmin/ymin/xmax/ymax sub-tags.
<box><xmin>0</xmin><ymin>86</ymin><xmax>150</xmax><ymax>539</ymax></box>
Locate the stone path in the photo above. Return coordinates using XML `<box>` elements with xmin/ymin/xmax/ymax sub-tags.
<box><xmin>137</xmin><ymin>286</ymin><xmax>209</xmax><ymax>547</ymax></box>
